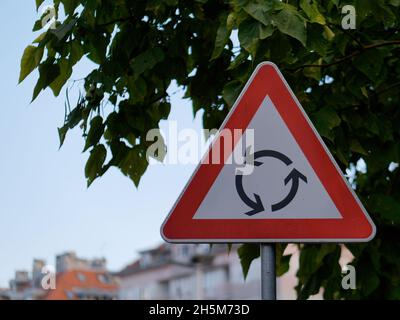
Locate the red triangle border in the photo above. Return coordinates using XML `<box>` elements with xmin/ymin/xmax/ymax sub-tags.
<box><xmin>161</xmin><ymin>62</ymin><xmax>376</xmax><ymax>243</ymax></box>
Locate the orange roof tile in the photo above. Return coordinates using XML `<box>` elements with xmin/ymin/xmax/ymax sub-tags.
<box><xmin>44</xmin><ymin>269</ymin><xmax>118</xmax><ymax>300</ymax></box>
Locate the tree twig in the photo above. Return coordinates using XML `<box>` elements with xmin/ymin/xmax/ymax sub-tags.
<box><xmin>328</xmin><ymin>23</ymin><xmax>365</xmax><ymax>49</ymax></box>
<box><xmin>376</xmin><ymin>81</ymin><xmax>400</xmax><ymax>95</ymax></box>
<box><xmin>98</xmin><ymin>16</ymin><xmax>133</xmax><ymax>27</ymax></box>
<box><xmin>289</xmin><ymin>40</ymin><xmax>400</xmax><ymax>72</ymax></box>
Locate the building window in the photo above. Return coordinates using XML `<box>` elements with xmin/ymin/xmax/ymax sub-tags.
<box><xmin>140</xmin><ymin>254</ymin><xmax>152</xmax><ymax>268</ymax></box>
<box><xmin>169</xmin><ymin>276</ymin><xmax>194</xmax><ymax>299</ymax></box>
<box><xmin>97</xmin><ymin>273</ymin><xmax>113</xmax><ymax>284</ymax></box>
<box><xmin>181</xmin><ymin>245</ymin><xmax>189</xmax><ymax>257</ymax></box>
<box><xmin>65</xmin><ymin>291</ymin><xmax>74</xmax><ymax>299</ymax></box>
<box><xmin>76</xmin><ymin>273</ymin><xmax>86</xmax><ymax>282</ymax></box>
<box><xmin>204</xmin><ymin>268</ymin><xmax>227</xmax><ymax>296</ymax></box>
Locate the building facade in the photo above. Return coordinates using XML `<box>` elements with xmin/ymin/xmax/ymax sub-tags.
<box><xmin>56</xmin><ymin>251</ymin><xmax>107</xmax><ymax>273</ymax></box>
<box><xmin>3</xmin><ymin>260</ymin><xmax>48</xmax><ymax>300</ymax></box>
<box><xmin>116</xmin><ymin>244</ymin><xmax>262</xmax><ymax>300</ymax></box>
<box><xmin>2</xmin><ymin>251</ymin><xmax>117</xmax><ymax>300</ymax></box>
<box><xmin>115</xmin><ymin>243</ymin><xmax>322</xmax><ymax>300</ymax></box>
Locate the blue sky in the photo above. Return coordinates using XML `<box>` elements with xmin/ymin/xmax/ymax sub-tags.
<box><xmin>0</xmin><ymin>2</ymin><xmax>204</xmax><ymax>287</ymax></box>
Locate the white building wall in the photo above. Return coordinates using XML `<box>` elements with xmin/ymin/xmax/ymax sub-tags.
<box><xmin>117</xmin><ymin>244</ymin><xmax>328</xmax><ymax>300</ymax></box>
<box><xmin>118</xmin><ymin>249</ymin><xmax>263</xmax><ymax>300</ymax></box>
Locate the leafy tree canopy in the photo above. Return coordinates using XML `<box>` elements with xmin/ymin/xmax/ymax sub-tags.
<box><xmin>21</xmin><ymin>0</ymin><xmax>400</xmax><ymax>299</ymax></box>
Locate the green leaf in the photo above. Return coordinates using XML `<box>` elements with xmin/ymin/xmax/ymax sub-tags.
<box><xmin>303</xmin><ymin>60</ymin><xmax>322</xmax><ymax>81</ymax></box>
<box><xmin>33</xmin><ymin>32</ymin><xmax>47</xmax><ymax>44</ymax></box>
<box><xmin>237</xmin><ymin>244</ymin><xmax>260</xmax><ymax>279</ymax></box>
<box><xmin>297</xmin><ymin>244</ymin><xmax>338</xmax><ymax>282</ymax></box>
<box><xmin>159</xmin><ymin>102</ymin><xmax>171</xmax><ymax>120</ymax></box>
<box><xmin>243</xmin><ymin>0</ymin><xmax>284</xmax><ymax>24</ymax></box>
<box><xmin>297</xmin><ymin>273</ymin><xmax>323</xmax><ymax>300</ymax></box>
<box><xmin>350</xmin><ymin>139</ymin><xmax>368</xmax><ymax>156</ymax></box>
<box><xmin>49</xmin><ymin>59</ymin><xmax>72</xmax><ymax>96</ymax></box>
<box><xmin>300</xmin><ymin>0</ymin><xmax>326</xmax><ymax>25</ymax></box>
<box><xmin>307</xmin><ymin>24</ymin><xmax>330</xmax><ymax>56</ymax></box>
<box><xmin>270</xmin><ymin>32</ymin><xmax>292</xmax><ymax>62</ymax></box>
<box><xmin>227</xmin><ymin>51</ymin><xmax>249</xmax><ymax>70</ymax></box>
<box><xmin>61</xmin><ymin>0</ymin><xmax>80</xmax><ymax>15</ymax></box>
<box><xmin>85</xmin><ymin>144</ymin><xmax>107</xmax><ymax>187</ymax></box>
<box><xmin>259</xmin><ymin>23</ymin><xmax>274</xmax><ymax>39</ymax></box>
<box><xmin>86</xmin><ymin>33</ymin><xmax>109</xmax><ymax>64</ymax></box>
<box><xmin>69</xmin><ymin>41</ymin><xmax>85</xmax><ymax>66</ymax></box>
<box><xmin>273</xmin><ymin>6</ymin><xmax>307</xmax><ymax>47</ymax></box>
<box><xmin>162</xmin><ymin>0</ymin><xmax>178</xmax><ymax>6</ymax></box>
<box><xmin>238</xmin><ymin>19</ymin><xmax>260</xmax><ymax>55</ymax></box>
<box><xmin>297</xmin><ymin>245</ymin><xmax>341</xmax><ymax>299</ymax></box>
<box><xmin>65</xmin><ymin>104</ymin><xmax>83</xmax><ymax>129</ymax></box>
<box><xmin>120</xmin><ymin>146</ymin><xmax>149</xmax><ymax>187</ymax></box>
<box><xmin>127</xmin><ymin>76</ymin><xmax>147</xmax><ymax>103</ymax></box>
<box><xmin>358</xmin><ymin>264</ymin><xmax>380</xmax><ymax>296</ymax></box>
<box><xmin>32</xmin><ymin>61</ymin><xmax>61</xmax><ymax>101</ymax></box>
<box><xmin>58</xmin><ymin>125</ymin><xmax>68</xmax><ymax>148</ymax></box>
<box><xmin>32</xmin><ymin>19</ymin><xmax>43</xmax><ymax>32</ymax></box>
<box><xmin>311</xmin><ymin>107</ymin><xmax>341</xmax><ymax>141</ymax></box>
<box><xmin>244</xmin><ymin>2</ymin><xmax>271</xmax><ymax>25</ymax></box>
<box><xmin>83</xmin><ymin>116</ymin><xmax>105</xmax><ymax>152</ymax></box>
<box><xmin>277</xmin><ymin>254</ymin><xmax>291</xmax><ymax>277</ymax></box>
<box><xmin>323</xmin><ymin>25</ymin><xmax>335</xmax><ymax>41</ymax></box>
<box><xmin>211</xmin><ymin>13</ymin><xmax>231</xmax><ymax>60</ymax></box>
<box><xmin>276</xmin><ymin>244</ymin><xmax>291</xmax><ymax>277</ymax></box>
<box><xmin>369</xmin><ymin>194</ymin><xmax>400</xmax><ymax>224</ymax></box>
<box><xmin>354</xmin><ymin>49</ymin><xmax>385</xmax><ymax>81</ymax></box>
<box><xmin>19</xmin><ymin>45</ymin><xmax>44</xmax><ymax>83</ymax></box>
<box><xmin>222</xmin><ymin>80</ymin><xmax>242</xmax><ymax>107</ymax></box>
<box><xmin>36</xmin><ymin>0</ymin><xmax>45</xmax><ymax>10</ymax></box>
<box><xmin>131</xmin><ymin>48</ymin><xmax>165</xmax><ymax>76</ymax></box>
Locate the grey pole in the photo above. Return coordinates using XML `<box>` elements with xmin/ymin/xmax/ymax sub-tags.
<box><xmin>261</xmin><ymin>243</ymin><xmax>276</xmax><ymax>300</ymax></box>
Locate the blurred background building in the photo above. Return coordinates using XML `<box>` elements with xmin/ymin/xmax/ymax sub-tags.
<box><xmin>116</xmin><ymin>244</ymin><xmax>261</xmax><ymax>300</ymax></box>
<box><xmin>56</xmin><ymin>252</ymin><xmax>107</xmax><ymax>273</ymax></box>
<box><xmin>0</xmin><ymin>252</ymin><xmax>117</xmax><ymax>300</ymax></box>
<box><xmin>0</xmin><ymin>243</ymin><xmax>328</xmax><ymax>300</ymax></box>
<box><xmin>4</xmin><ymin>261</ymin><xmax>47</xmax><ymax>300</ymax></box>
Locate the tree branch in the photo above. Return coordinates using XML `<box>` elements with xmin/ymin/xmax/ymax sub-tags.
<box><xmin>289</xmin><ymin>40</ymin><xmax>400</xmax><ymax>72</ymax></box>
<box><xmin>328</xmin><ymin>23</ymin><xmax>365</xmax><ymax>49</ymax></box>
<box><xmin>98</xmin><ymin>16</ymin><xmax>133</xmax><ymax>27</ymax></box>
<box><xmin>376</xmin><ymin>81</ymin><xmax>400</xmax><ymax>95</ymax></box>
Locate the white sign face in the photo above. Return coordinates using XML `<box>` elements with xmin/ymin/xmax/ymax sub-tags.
<box><xmin>194</xmin><ymin>96</ymin><xmax>342</xmax><ymax>220</ymax></box>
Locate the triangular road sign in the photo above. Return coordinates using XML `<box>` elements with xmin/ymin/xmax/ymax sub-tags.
<box><xmin>161</xmin><ymin>62</ymin><xmax>376</xmax><ymax>243</ymax></box>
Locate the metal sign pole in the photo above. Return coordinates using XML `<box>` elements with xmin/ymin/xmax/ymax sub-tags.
<box><xmin>261</xmin><ymin>243</ymin><xmax>276</xmax><ymax>300</ymax></box>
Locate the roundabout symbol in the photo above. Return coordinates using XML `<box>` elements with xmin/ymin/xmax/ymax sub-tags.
<box><xmin>161</xmin><ymin>62</ymin><xmax>376</xmax><ymax>243</ymax></box>
<box><xmin>235</xmin><ymin>149</ymin><xmax>308</xmax><ymax>216</ymax></box>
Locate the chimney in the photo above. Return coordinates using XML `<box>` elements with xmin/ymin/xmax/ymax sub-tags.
<box><xmin>32</xmin><ymin>259</ymin><xmax>46</xmax><ymax>288</ymax></box>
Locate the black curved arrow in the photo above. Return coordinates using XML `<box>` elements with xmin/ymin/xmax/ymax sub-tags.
<box><xmin>235</xmin><ymin>174</ymin><xmax>265</xmax><ymax>216</ymax></box>
<box><xmin>236</xmin><ymin>149</ymin><xmax>293</xmax><ymax>215</ymax></box>
<box><xmin>271</xmin><ymin>168</ymin><xmax>307</xmax><ymax>212</ymax></box>
<box><xmin>245</xmin><ymin>149</ymin><xmax>293</xmax><ymax>166</ymax></box>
